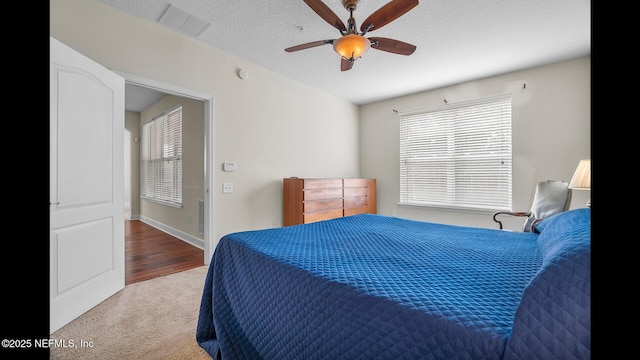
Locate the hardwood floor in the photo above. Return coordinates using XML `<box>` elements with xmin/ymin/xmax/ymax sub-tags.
<box><xmin>125</xmin><ymin>220</ymin><xmax>205</xmax><ymax>285</ymax></box>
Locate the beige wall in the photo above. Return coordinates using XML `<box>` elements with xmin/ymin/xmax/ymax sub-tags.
<box><xmin>360</xmin><ymin>56</ymin><xmax>591</xmax><ymax>231</ymax></box>
<box><xmin>51</xmin><ymin>0</ymin><xmax>361</xmax><ymax>249</ymax></box>
<box><xmin>124</xmin><ymin>111</ymin><xmax>141</xmax><ymax>219</ymax></box>
<box><xmin>51</xmin><ymin>0</ymin><xmax>590</xmax><ymax>239</ymax></box>
<box><xmin>137</xmin><ymin>95</ymin><xmax>205</xmax><ymax>241</ymax></box>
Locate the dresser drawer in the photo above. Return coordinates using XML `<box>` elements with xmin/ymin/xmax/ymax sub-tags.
<box><xmin>344</xmin><ymin>196</ymin><xmax>367</xmax><ymax>208</ymax></box>
<box><xmin>304</xmin><ymin>198</ymin><xmax>343</xmax><ymax>212</ymax></box>
<box><xmin>344</xmin><ymin>205</ymin><xmax>368</xmax><ymax>217</ymax></box>
<box><xmin>343</xmin><ymin>179</ymin><xmax>369</xmax><ymax>188</ymax></box>
<box><xmin>304</xmin><ymin>209</ymin><xmax>343</xmax><ymax>224</ymax></box>
<box><xmin>304</xmin><ymin>178</ymin><xmax>343</xmax><ymax>189</ymax></box>
<box><xmin>344</xmin><ymin>186</ymin><xmax>367</xmax><ymax>198</ymax></box>
<box><xmin>304</xmin><ymin>187</ymin><xmax>343</xmax><ymax>200</ymax></box>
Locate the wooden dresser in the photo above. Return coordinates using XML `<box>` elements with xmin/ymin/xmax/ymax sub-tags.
<box><xmin>283</xmin><ymin>178</ymin><xmax>376</xmax><ymax>226</ymax></box>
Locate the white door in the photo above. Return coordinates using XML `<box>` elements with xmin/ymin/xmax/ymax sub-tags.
<box><xmin>50</xmin><ymin>37</ymin><xmax>125</xmax><ymax>334</ymax></box>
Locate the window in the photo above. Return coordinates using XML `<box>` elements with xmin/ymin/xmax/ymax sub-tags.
<box><xmin>399</xmin><ymin>94</ymin><xmax>512</xmax><ymax>211</ymax></box>
<box><xmin>141</xmin><ymin>105</ymin><xmax>183</xmax><ymax>208</ymax></box>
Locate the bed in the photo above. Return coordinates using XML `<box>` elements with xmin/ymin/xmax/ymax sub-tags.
<box><xmin>196</xmin><ymin>208</ymin><xmax>590</xmax><ymax>359</ymax></box>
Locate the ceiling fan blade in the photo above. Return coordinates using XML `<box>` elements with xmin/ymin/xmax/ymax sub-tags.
<box><xmin>285</xmin><ymin>39</ymin><xmax>334</xmax><ymax>52</ymax></box>
<box><xmin>341</xmin><ymin>58</ymin><xmax>354</xmax><ymax>71</ymax></box>
<box><xmin>360</xmin><ymin>0</ymin><xmax>419</xmax><ymax>34</ymax></box>
<box><xmin>369</xmin><ymin>37</ymin><xmax>416</xmax><ymax>55</ymax></box>
<box><xmin>304</xmin><ymin>0</ymin><xmax>347</xmax><ymax>33</ymax></box>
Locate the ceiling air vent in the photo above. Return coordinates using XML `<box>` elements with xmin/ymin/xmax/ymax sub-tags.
<box><xmin>158</xmin><ymin>4</ymin><xmax>211</xmax><ymax>38</ymax></box>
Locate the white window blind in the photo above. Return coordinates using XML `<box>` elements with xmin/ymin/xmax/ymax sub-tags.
<box><xmin>141</xmin><ymin>105</ymin><xmax>183</xmax><ymax>208</ymax></box>
<box><xmin>399</xmin><ymin>94</ymin><xmax>512</xmax><ymax>211</ymax></box>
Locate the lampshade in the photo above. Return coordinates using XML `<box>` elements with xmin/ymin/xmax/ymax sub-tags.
<box><xmin>569</xmin><ymin>159</ymin><xmax>591</xmax><ymax>190</ymax></box>
<box><xmin>333</xmin><ymin>34</ymin><xmax>370</xmax><ymax>61</ymax></box>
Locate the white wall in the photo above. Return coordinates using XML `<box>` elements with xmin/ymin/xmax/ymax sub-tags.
<box><xmin>51</xmin><ymin>0</ymin><xmax>361</xmax><ymax>249</ymax></box>
<box><xmin>360</xmin><ymin>56</ymin><xmax>590</xmax><ymax>231</ymax></box>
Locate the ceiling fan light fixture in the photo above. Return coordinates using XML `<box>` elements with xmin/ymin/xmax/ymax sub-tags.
<box><xmin>286</xmin><ymin>0</ymin><xmax>419</xmax><ymax>71</ymax></box>
<box><xmin>333</xmin><ymin>34</ymin><xmax>370</xmax><ymax>61</ymax></box>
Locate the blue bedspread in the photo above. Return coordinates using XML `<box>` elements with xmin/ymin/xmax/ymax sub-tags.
<box><xmin>197</xmin><ymin>209</ymin><xmax>590</xmax><ymax>359</ymax></box>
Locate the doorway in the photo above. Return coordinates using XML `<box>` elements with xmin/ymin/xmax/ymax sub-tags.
<box><xmin>119</xmin><ymin>72</ymin><xmax>215</xmax><ymax>266</ymax></box>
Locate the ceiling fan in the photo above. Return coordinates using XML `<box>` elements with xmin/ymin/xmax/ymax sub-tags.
<box><xmin>285</xmin><ymin>0</ymin><xmax>419</xmax><ymax>71</ymax></box>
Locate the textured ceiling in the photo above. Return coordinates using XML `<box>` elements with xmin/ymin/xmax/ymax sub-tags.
<box><xmin>98</xmin><ymin>0</ymin><xmax>591</xmax><ymax>106</ymax></box>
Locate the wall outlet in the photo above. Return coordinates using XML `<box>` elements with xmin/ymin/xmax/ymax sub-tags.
<box><xmin>222</xmin><ymin>183</ymin><xmax>233</xmax><ymax>193</ymax></box>
<box><xmin>391</xmin><ymin>209</ymin><xmax>397</xmax><ymax>217</ymax></box>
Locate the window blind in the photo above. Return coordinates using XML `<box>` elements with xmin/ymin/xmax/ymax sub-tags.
<box><xmin>399</xmin><ymin>94</ymin><xmax>512</xmax><ymax>211</ymax></box>
<box><xmin>141</xmin><ymin>105</ymin><xmax>183</xmax><ymax>207</ymax></box>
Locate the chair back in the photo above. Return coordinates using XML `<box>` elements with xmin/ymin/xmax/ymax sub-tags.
<box><xmin>524</xmin><ymin>180</ymin><xmax>572</xmax><ymax>232</ymax></box>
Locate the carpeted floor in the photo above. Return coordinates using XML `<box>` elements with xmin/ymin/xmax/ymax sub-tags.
<box><xmin>50</xmin><ymin>266</ymin><xmax>212</xmax><ymax>360</ymax></box>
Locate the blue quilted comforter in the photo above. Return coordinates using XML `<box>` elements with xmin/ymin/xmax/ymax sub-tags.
<box><xmin>197</xmin><ymin>208</ymin><xmax>590</xmax><ymax>359</ymax></box>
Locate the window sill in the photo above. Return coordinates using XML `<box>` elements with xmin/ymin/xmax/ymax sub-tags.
<box><xmin>397</xmin><ymin>202</ymin><xmax>500</xmax><ymax>215</ymax></box>
<box><xmin>141</xmin><ymin>196</ymin><xmax>182</xmax><ymax>209</ymax></box>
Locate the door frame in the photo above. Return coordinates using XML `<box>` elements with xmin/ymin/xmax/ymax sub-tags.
<box><xmin>115</xmin><ymin>71</ymin><xmax>215</xmax><ymax>265</ymax></box>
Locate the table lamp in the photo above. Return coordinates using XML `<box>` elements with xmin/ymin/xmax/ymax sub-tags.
<box><xmin>569</xmin><ymin>159</ymin><xmax>591</xmax><ymax>207</ymax></box>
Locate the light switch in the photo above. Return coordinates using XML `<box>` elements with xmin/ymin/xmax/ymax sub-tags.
<box><xmin>223</xmin><ymin>162</ymin><xmax>236</xmax><ymax>172</ymax></box>
<box><xmin>222</xmin><ymin>183</ymin><xmax>233</xmax><ymax>193</ymax></box>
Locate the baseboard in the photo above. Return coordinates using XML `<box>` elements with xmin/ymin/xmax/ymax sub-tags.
<box><xmin>135</xmin><ymin>215</ymin><xmax>205</xmax><ymax>250</ymax></box>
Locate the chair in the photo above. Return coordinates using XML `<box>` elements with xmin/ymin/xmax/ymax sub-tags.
<box><xmin>493</xmin><ymin>180</ymin><xmax>572</xmax><ymax>232</ymax></box>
